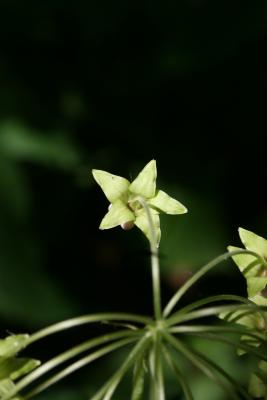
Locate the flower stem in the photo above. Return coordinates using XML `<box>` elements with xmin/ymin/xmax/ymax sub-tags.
<box><xmin>163</xmin><ymin>249</ymin><xmax>262</xmax><ymax>318</ymax></box>
<box><xmin>138</xmin><ymin>197</ymin><xmax>162</xmax><ymax>321</ymax></box>
<box><xmin>28</xmin><ymin>313</ymin><xmax>151</xmax><ymax>344</ymax></box>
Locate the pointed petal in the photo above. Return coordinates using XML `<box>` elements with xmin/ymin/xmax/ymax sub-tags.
<box><xmin>129</xmin><ymin>160</ymin><xmax>157</xmax><ymax>198</ymax></box>
<box><xmin>148</xmin><ymin>190</ymin><xmax>187</xmax><ymax>215</ymax></box>
<box><xmin>247</xmin><ymin>276</ymin><xmax>267</xmax><ymax>297</ymax></box>
<box><xmin>134</xmin><ymin>208</ymin><xmax>161</xmax><ymax>246</ymax></box>
<box><xmin>99</xmin><ymin>200</ymin><xmax>135</xmax><ymax>230</ymax></box>
<box><xmin>239</xmin><ymin>228</ymin><xmax>267</xmax><ymax>258</ymax></box>
<box><xmin>228</xmin><ymin>246</ymin><xmax>262</xmax><ymax>277</ymax></box>
<box><xmin>92</xmin><ymin>169</ymin><xmax>130</xmax><ymax>203</ymax></box>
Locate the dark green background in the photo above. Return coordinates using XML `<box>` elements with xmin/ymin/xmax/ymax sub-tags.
<box><xmin>0</xmin><ymin>1</ymin><xmax>266</xmax><ymax>398</ymax></box>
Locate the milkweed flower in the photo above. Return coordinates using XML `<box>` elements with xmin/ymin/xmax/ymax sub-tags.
<box><xmin>92</xmin><ymin>160</ymin><xmax>187</xmax><ymax>245</ymax></box>
<box><xmin>228</xmin><ymin>228</ymin><xmax>267</xmax><ymax>297</ymax></box>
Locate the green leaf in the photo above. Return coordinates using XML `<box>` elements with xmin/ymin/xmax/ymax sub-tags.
<box><xmin>92</xmin><ymin>169</ymin><xmax>130</xmax><ymax>203</ymax></box>
<box><xmin>0</xmin><ymin>121</ymin><xmax>80</xmax><ymax>169</ymax></box>
<box><xmin>247</xmin><ymin>276</ymin><xmax>267</xmax><ymax>297</ymax></box>
<box><xmin>129</xmin><ymin>160</ymin><xmax>156</xmax><ymax>199</ymax></box>
<box><xmin>228</xmin><ymin>246</ymin><xmax>262</xmax><ymax>277</ymax></box>
<box><xmin>99</xmin><ymin>200</ymin><xmax>135</xmax><ymax>230</ymax></box>
<box><xmin>0</xmin><ymin>357</ymin><xmax>40</xmax><ymax>381</ymax></box>
<box><xmin>239</xmin><ymin>228</ymin><xmax>267</xmax><ymax>258</ymax></box>
<box><xmin>0</xmin><ymin>378</ymin><xmax>16</xmax><ymax>396</ymax></box>
<box><xmin>148</xmin><ymin>190</ymin><xmax>187</xmax><ymax>215</ymax></box>
<box><xmin>134</xmin><ymin>208</ymin><xmax>160</xmax><ymax>246</ymax></box>
<box><xmin>0</xmin><ymin>335</ymin><xmax>29</xmax><ymax>358</ymax></box>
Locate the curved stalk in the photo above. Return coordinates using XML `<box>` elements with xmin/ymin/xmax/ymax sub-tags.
<box><xmin>29</xmin><ymin>313</ymin><xmax>152</xmax><ymax>344</ymax></box>
<box><xmin>163</xmin><ymin>332</ymin><xmax>240</xmax><ymax>400</ymax></box>
<box><xmin>168</xmin><ymin>294</ymin><xmax>252</xmax><ymax>322</ymax></box>
<box><xmin>21</xmin><ymin>337</ymin><xmax>139</xmax><ymax>400</ymax></box>
<box><xmin>163</xmin><ymin>249</ymin><xmax>262</xmax><ymax>317</ymax></box>
<box><xmin>138</xmin><ymin>197</ymin><xmax>162</xmax><ymax>321</ymax></box>
<box><xmin>167</xmin><ymin>303</ymin><xmax>266</xmax><ymax>326</ymax></box>
<box><xmin>169</xmin><ymin>325</ymin><xmax>265</xmax><ymax>344</ymax></box>
<box><xmin>181</xmin><ymin>344</ymin><xmax>253</xmax><ymax>400</ymax></box>
<box><xmin>180</xmin><ymin>332</ymin><xmax>267</xmax><ymax>361</ymax></box>
<box><xmin>163</xmin><ymin>345</ymin><xmax>193</xmax><ymax>400</ymax></box>
<box><xmin>90</xmin><ymin>335</ymin><xmax>151</xmax><ymax>400</ymax></box>
<box><xmin>15</xmin><ymin>329</ymin><xmax>142</xmax><ymax>398</ymax></box>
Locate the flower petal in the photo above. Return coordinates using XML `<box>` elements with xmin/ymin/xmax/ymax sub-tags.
<box><xmin>228</xmin><ymin>245</ymin><xmax>262</xmax><ymax>278</ymax></box>
<box><xmin>92</xmin><ymin>169</ymin><xmax>130</xmax><ymax>203</ymax></box>
<box><xmin>239</xmin><ymin>228</ymin><xmax>267</xmax><ymax>258</ymax></box>
<box><xmin>134</xmin><ymin>208</ymin><xmax>161</xmax><ymax>246</ymax></box>
<box><xmin>247</xmin><ymin>276</ymin><xmax>267</xmax><ymax>297</ymax></box>
<box><xmin>99</xmin><ymin>200</ymin><xmax>135</xmax><ymax>230</ymax></box>
<box><xmin>148</xmin><ymin>190</ymin><xmax>187</xmax><ymax>215</ymax></box>
<box><xmin>129</xmin><ymin>160</ymin><xmax>156</xmax><ymax>198</ymax></box>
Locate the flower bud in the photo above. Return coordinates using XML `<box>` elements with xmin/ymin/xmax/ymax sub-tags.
<box><xmin>121</xmin><ymin>221</ymin><xmax>135</xmax><ymax>230</ymax></box>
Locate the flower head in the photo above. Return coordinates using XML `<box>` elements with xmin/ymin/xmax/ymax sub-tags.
<box><xmin>92</xmin><ymin>160</ymin><xmax>187</xmax><ymax>245</ymax></box>
<box><xmin>228</xmin><ymin>228</ymin><xmax>267</xmax><ymax>297</ymax></box>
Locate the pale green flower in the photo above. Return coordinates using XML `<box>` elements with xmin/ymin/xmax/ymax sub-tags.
<box><xmin>92</xmin><ymin>160</ymin><xmax>187</xmax><ymax>245</ymax></box>
<box><xmin>228</xmin><ymin>228</ymin><xmax>267</xmax><ymax>298</ymax></box>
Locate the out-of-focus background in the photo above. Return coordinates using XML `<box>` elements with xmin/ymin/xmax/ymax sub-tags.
<box><xmin>0</xmin><ymin>1</ymin><xmax>267</xmax><ymax>399</ymax></box>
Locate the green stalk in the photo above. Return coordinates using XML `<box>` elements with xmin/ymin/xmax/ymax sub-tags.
<box><xmin>138</xmin><ymin>197</ymin><xmax>162</xmax><ymax>321</ymax></box>
<box><xmin>179</xmin><ymin>344</ymin><xmax>252</xmax><ymax>400</ymax></box>
<box><xmin>29</xmin><ymin>313</ymin><xmax>152</xmax><ymax>344</ymax></box>
<box><xmin>17</xmin><ymin>329</ymin><xmax>141</xmax><ymax>396</ymax></box>
<box><xmin>131</xmin><ymin>351</ymin><xmax>147</xmax><ymax>400</ymax></box>
<box><xmin>169</xmin><ymin>325</ymin><xmax>265</xmax><ymax>344</ymax></box>
<box><xmin>154</xmin><ymin>332</ymin><xmax>165</xmax><ymax>400</ymax></box>
<box><xmin>21</xmin><ymin>337</ymin><xmax>138</xmax><ymax>400</ymax></box>
<box><xmin>168</xmin><ymin>294</ymin><xmax>252</xmax><ymax>322</ymax></box>
<box><xmin>90</xmin><ymin>335</ymin><xmax>151</xmax><ymax>400</ymax></box>
<box><xmin>163</xmin><ymin>332</ymin><xmax>240</xmax><ymax>400</ymax></box>
<box><xmin>163</xmin><ymin>249</ymin><xmax>262</xmax><ymax>317</ymax></box>
<box><xmin>167</xmin><ymin>303</ymin><xmax>265</xmax><ymax>326</ymax></box>
<box><xmin>162</xmin><ymin>345</ymin><xmax>193</xmax><ymax>400</ymax></box>
<box><xmin>180</xmin><ymin>332</ymin><xmax>267</xmax><ymax>361</ymax></box>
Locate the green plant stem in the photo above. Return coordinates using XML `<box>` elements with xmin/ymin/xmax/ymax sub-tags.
<box><xmin>163</xmin><ymin>249</ymin><xmax>262</xmax><ymax>318</ymax></box>
<box><xmin>154</xmin><ymin>333</ymin><xmax>165</xmax><ymax>400</ymax></box>
<box><xmin>163</xmin><ymin>345</ymin><xmax>193</xmax><ymax>400</ymax></box>
<box><xmin>169</xmin><ymin>325</ymin><xmax>265</xmax><ymax>343</ymax></box>
<box><xmin>163</xmin><ymin>332</ymin><xmax>240</xmax><ymax>400</ymax></box>
<box><xmin>168</xmin><ymin>294</ymin><xmax>252</xmax><ymax>321</ymax></box>
<box><xmin>167</xmin><ymin>303</ymin><xmax>265</xmax><ymax>326</ymax></box>
<box><xmin>16</xmin><ymin>329</ymin><xmax>141</xmax><ymax>398</ymax></box>
<box><xmin>149</xmin><ymin>332</ymin><xmax>165</xmax><ymax>400</ymax></box>
<box><xmin>177</xmin><ymin>343</ymin><xmax>252</xmax><ymax>400</ymax></box>
<box><xmin>138</xmin><ymin>197</ymin><xmax>162</xmax><ymax>321</ymax></box>
<box><xmin>20</xmin><ymin>337</ymin><xmax>139</xmax><ymax>400</ymax></box>
<box><xmin>28</xmin><ymin>313</ymin><xmax>151</xmax><ymax>344</ymax></box>
<box><xmin>90</xmin><ymin>334</ymin><xmax>151</xmax><ymax>400</ymax></box>
<box><xmin>131</xmin><ymin>351</ymin><xmax>147</xmax><ymax>400</ymax></box>
<box><xmin>180</xmin><ymin>332</ymin><xmax>267</xmax><ymax>361</ymax></box>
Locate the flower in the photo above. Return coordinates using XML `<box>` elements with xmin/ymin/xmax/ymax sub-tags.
<box><xmin>92</xmin><ymin>160</ymin><xmax>187</xmax><ymax>245</ymax></box>
<box><xmin>228</xmin><ymin>228</ymin><xmax>267</xmax><ymax>298</ymax></box>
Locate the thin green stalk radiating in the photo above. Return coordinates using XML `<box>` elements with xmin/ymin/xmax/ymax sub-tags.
<box><xmin>164</xmin><ymin>332</ymin><xmax>240</xmax><ymax>400</ymax></box>
<box><xmin>29</xmin><ymin>313</ymin><xmax>152</xmax><ymax>344</ymax></box>
<box><xmin>22</xmin><ymin>337</ymin><xmax>138</xmax><ymax>400</ymax></box>
<box><xmin>163</xmin><ymin>345</ymin><xmax>193</xmax><ymax>400</ymax></box>
<box><xmin>163</xmin><ymin>249</ymin><xmax>262</xmax><ymax>317</ymax></box>
<box><xmin>167</xmin><ymin>303</ymin><xmax>265</xmax><ymax>326</ymax></box>
<box><xmin>90</xmin><ymin>335</ymin><xmax>151</xmax><ymax>400</ymax></box>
